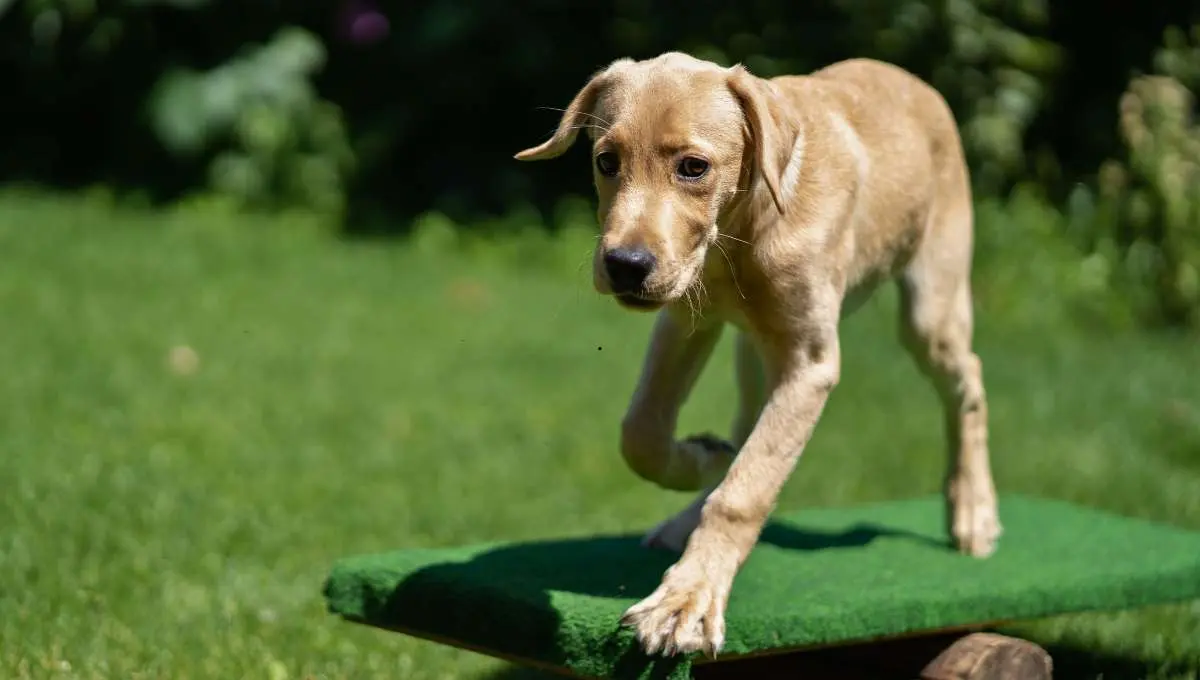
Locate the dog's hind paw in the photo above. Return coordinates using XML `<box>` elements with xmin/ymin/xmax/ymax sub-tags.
<box><xmin>949</xmin><ymin>478</ymin><xmax>1002</xmax><ymax>558</ymax></box>
<box><xmin>955</xmin><ymin>510</ymin><xmax>1002</xmax><ymax>558</ymax></box>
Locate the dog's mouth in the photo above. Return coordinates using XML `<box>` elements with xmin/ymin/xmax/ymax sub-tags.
<box><xmin>615</xmin><ymin>293</ymin><xmax>665</xmax><ymax>311</ymax></box>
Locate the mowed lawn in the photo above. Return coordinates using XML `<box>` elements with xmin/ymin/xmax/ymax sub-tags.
<box><xmin>1</xmin><ymin>192</ymin><xmax>1198</xmax><ymax>680</ymax></box>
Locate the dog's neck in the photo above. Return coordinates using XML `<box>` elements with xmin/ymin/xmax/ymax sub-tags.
<box><xmin>718</xmin><ymin>119</ymin><xmax>807</xmax><ymax>247</ymax></box>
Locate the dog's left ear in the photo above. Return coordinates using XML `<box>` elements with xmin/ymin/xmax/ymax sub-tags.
<box><xmin>726</xmin><ymin>65</ymin><xmax>795</xmax><ymax>215</ymax></box>
<box><xmin>514</xmin><ymin>60</ymin><xmax>630</xmax><ymax>162</ymax></box>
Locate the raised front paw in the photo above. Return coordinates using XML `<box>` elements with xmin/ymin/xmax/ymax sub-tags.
<box><xmin>677</xmin><ymin>433</ymin><xmax>737</xmax><ymax>489</ymax></box>
<box><xmin>680</xmin><ymin>433</ymin><xmax>736</xmax><ymax>459</ymax></box>
<box><xmin>620</xmin><ymin>561</ymin><xmax>730</xmax><ymax>658</ymax></box>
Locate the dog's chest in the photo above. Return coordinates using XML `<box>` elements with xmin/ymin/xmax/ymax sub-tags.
<box><xmin>696</xmin><ymin>250</ymin><xmax>757</xmax><ymax>329</ymax></box>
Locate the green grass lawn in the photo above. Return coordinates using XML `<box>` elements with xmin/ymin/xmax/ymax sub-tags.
<box><xmin>1</xmin><ymin>191</ymin><xmax>1198</xmax><ymax>679</ymax></box>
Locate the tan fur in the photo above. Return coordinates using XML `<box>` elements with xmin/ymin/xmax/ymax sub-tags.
<box><xmin>515</xmin><ymin>52</ymin><xmax>1001</xmax><ymax>659</ymax></box>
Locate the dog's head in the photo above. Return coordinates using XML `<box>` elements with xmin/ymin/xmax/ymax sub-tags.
<box><xmin>515</xmin><ymin>52</ymin><xmax>795</xmax><ymax>312</ymax></box>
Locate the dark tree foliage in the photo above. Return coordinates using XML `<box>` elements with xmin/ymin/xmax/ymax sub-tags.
<box><xmin>1</xmin><ymin>0</ymin><xmax>1196</xmax><ymax>231</ymax></box>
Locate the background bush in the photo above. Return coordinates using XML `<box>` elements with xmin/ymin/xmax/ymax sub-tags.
<box><xmin>2</xmin><ymin>0</ymin><xmax>1198</xmax><ymax>327</ymax></box>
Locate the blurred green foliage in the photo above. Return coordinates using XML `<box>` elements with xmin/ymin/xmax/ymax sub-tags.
<box><xmin>1</xmin><ymin>0</ymin><xmax>1198</xmax><ymax>327</ymax></box>
<box><xmin>148</xmin><ymin>26</ymin><xmax>354</xmax><ymax>214</ymax></box>
<box><xmin>1089</xmin><ymin>74</ymin><xmax>1200</xmax><ymax>327</ymax></box>
<box><xmin>1065</xmin><ymin>26</ymin><xmax>1200</xmax><ymax>328</ymax></box>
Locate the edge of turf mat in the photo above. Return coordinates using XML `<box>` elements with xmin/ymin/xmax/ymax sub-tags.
<box><xmin>323</xmin><ymin>494</ymin><xmax>1200</xmax><ymax>679</ymax></box>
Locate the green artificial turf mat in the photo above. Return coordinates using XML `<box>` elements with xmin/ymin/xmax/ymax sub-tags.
<box><xmin>323</xmin><ymin>494</ymin><xmax>1200</xmax><ymax>679</ymax></box>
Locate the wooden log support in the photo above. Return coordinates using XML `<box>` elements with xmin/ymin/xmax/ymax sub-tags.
<box><xmin>692</xmin><ymin>631</ymin><xmax>1053</xmax><ymax>680</ymax></box>
<box><xmin>920</xmin><ymin>633</ymin><xmax>1053</xmax><ymax>680</ymax></box>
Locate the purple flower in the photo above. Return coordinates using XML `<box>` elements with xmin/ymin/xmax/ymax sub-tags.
<box><xmin>337</xmin><ymin>0</ymin><xmax>390</xmax><ymax>45</ymax></box>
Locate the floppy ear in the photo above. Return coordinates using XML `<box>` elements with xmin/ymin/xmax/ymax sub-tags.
<box><xmin>514</xmin><ymin>61</ymin><xmax>626</xmax><ymax>161</ymax></box>
<box><xmin>726</xmin><ymin>64</ymin><xmax>794</xmax><ymax>215</ymax></box>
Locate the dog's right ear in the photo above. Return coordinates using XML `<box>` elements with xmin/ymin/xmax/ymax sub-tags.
<box><xmin>514</xmin><ymin>60</ymin><xmax>629</xmax><ymax>162</ymax></box>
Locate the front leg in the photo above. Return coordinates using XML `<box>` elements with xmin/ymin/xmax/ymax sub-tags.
<box><xmin>642</xmin><ymin>330</ymin><xmax>769</xmax><ymax>552</ymax></box>
<box><xmin>622</xmin><ymin>323</ymin><xmax>842</xmax><ymax>658</ymax></box>
<box><xmin>620</xmin><ymin>308</ymin><xmax>732</xmax><ymax>493</ymax></box>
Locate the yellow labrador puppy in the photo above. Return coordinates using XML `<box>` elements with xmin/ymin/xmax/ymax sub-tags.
<box><xmin>515</xmin><ymin>52</ymin><xmax>1001</xmax><ymax>659</ymax></box>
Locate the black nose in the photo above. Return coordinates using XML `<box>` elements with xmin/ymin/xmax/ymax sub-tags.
<box><xmin>603</xmin><ymin>247</ymin><xmax>656</xmax><ymax>295</ymax></box>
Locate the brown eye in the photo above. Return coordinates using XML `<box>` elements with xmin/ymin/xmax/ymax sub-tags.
<box><xmin>677</xmin><ymin>157</ymin><xmax>710</xmax><ymax>180</ymax></box>
<box><xmin>595</xmin><ymin>152</ymin><xmax>619</xmax><ymax>177</ymax></box>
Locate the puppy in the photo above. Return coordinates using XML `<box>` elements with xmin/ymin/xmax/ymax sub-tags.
<box><xmin>514</xmin><ymin>52</ymin><xmax>1001</xmax><ymax>659</ymax></box>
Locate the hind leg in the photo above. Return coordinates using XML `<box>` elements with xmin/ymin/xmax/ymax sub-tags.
<box><xmin>899</xmin><ymin>214</ymin><xmax>1001</xmax><ymax>558</ymax></box>
<box><xmin>642</xmin><ymin>331</ymin><xmax>767</xmax><ymax>552</ymax></box>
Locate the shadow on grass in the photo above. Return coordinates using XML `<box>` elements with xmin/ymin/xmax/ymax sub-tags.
<box><xmin>1039</xmin><ymin>642</ymin><xmax>1195</xmax><ymax>680</ymax></box>
<box><xmin>348</xmin><ymin>521</ymin><xmax>941</xmax><ymax>680</ymax></box>
<box><xmin>474</xmin><ymin>638</ymin><xmax>1194</xmax><ymax>680</ymax></box>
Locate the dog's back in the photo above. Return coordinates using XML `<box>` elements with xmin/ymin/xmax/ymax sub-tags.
<box><xmin>766</xmin><ymin>58</ymin><xmax>973</xmax><ymax>296</ymax></box>
<box><xmin>790</xmin><ymin>58</ymin><xmax>967</xmax><ymax>178</ymax></box>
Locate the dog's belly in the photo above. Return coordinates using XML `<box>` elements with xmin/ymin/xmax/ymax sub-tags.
<box><xmin>840</xmin><ymin>276</ymin><xmax>887</xmax><ymax>319</ymax></box>
<box><xmin>838</xmin><ymin>193</ymin><xmax>929</xmax><ymax>319</ymax></box>
<box><xmin>840</xmin><ymin>228</ymin><xmax>920</xmax><ymax>319</ymax></box>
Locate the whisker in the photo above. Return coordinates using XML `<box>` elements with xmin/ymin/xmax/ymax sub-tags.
<box><xmin>714</xmin><ymin>240</ymin><xmax>747</xmax><ymax>300</ymax></box>
<box><xmin>540</xmin><ymin>106</ymin><xmax>614</xmax><ymax>128</ymax></box>
<box><xmin>536</xmin><ymin>106</ymin><xmax>613</xmax><ymax>132</ymax></box>
<box><xmin>685</xmin><ymin>285</ymin><xmax>700</xmax><ymax>332</ymax></box>
<box><xmin>682</xmin><ymin>273</ymin><xmax>712</xmax><ymax>335</ymax></box>
<box><xmin>565</xmin><ymin>123</ymin><xmax>607</xmax><ymax>134</ymax></box>
<box><xmin>543</xmin><ymin>248</ymin><xmax>597</xmax><ymax>327</ymax></box>
<box><xmin>575</xmin><ymin>248</ymin><xmax>593</xmax><ymax>275</ymax></box>
<box><xmin>536</xmin><ymin>120</ymin><xmax>610</xmax><ymax>141</ymax></box>
<box><xmin>549</xmin><ymin>124</ymin><xmax>607</xmax><ymax>139</ymax></box>
<box><xmin>716</xmin><ymin>232</ymin><xmax>751</xmax><ymax>246</ymax></box>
